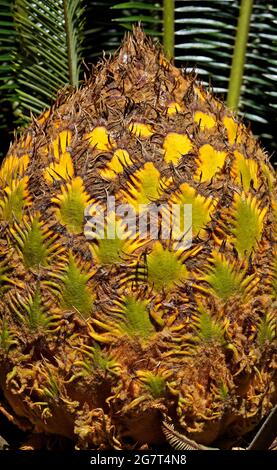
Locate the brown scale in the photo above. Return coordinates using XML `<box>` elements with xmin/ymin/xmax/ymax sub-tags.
<box><xmin>0</xmin><ymin>27</ymin><xmax>276</xmax><ymax>449</ymax></box>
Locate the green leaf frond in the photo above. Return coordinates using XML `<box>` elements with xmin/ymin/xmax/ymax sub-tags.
<box><xmin>74</xmin><ymin>343</ymin><xmax>121</xmax><ymax>377</ymax></box>
<box><xmin>1</xmin><ymin>0</ymin><xmax>277</xmax><ymax>158</ymax></box>
<box><xmin>87</xmin><ymin>211</ymin><xmax>146</xmax><ymax>265</ymax></box>
<box><xmin>0</xmin><ymin>254</ymin><xmax>12</xmax><ymax>293</ymax></box>
<box><xmin>8</xmin><ymin>0</ymin><xmax>85</xmax><ymax>120</ymax></box>
<box><xmin>57</xmin><ymin>252</ymin><xmax>95</xmax><ymax>318</ymax></box>
<box><xmin>192</xmin><ymin>303</ymin><xmax>227</xmax><ymax>346</ymax></box>
<box><xmin>41</xmin><ymin>370</ymin><xmax>60</xmax><ymax>400</ymax></box>
<box><xmin>218</xmin><ymin>381</ymin><xmax>230</xmax><ymax>401</ymax></box>
<box><xmin>198</xmin><ymin>251</ymin><xmax>257</xmax><ymax>301</ymax></box>
<box><xmin>210</xmin><ymin>380</ymin><xmax>231</xmax><ymax>402</ymax></box>
<box><xmin>109</xmin><ymin>295</ymin><xmax>154</xmax><ymax>340</ymax></box>
<box><xmin>112</xmin><ymin>1</ymin><xmax>162</xmax><ymax>36</ymax></box>
<box><xmin>229</xmin><ymin>192</ymin><xmax>267</xmax><ymax>258</ymax></box>
<box><xmin>136</xmin><ymin>369</ymin><xmax>172</xmax><ymax>398</ymax></box>
<box><xmin>89</xmin><ymin>294</ymin><xmax>156</xmax><ymax>344</ymax></box>
<box><xmin>0</xmin><ymin>319</ymin><xmax>17</xmax><ymax>351</ymax></box>
<box><xmin>0</xmin><ymin>0</ymin><xmax>18</xmax><ymax>154</ymax></box>
<box><xmin>0</xmin><ymin>176</ymin><xmax>31</xmax><ymax>223</ymax></box>
<box><xmin>0</xmin><ymin>249</ymin><xmax>24</xmax><ymax>290</ymax></box>
<box><xmin>174</xmin><ymin>0</ymin><xmax>277</xmax><ymax>153</ymax></box>
<box><xmin>10</xmin><ymin>214</ymin><xmax>64</xmax><ymax>269</ymax></box>
<box><xmin>35</xmin><ymin>363</ymin><xmax>79</xmax><ymax>411</ymax></box>
<box><xmin>257</xmin><ymin>312</ymin><xmax>276</xmax><ymax>346</ymax></box>
<box><xmin>8</xmin><ymin>286</ymin><xmax>55</xmax><ymax>330</ymax></box>
<box><xmin>144</xmin><ymin>242</ymin><xmax>192</xmax><ymax>293</ymax></box>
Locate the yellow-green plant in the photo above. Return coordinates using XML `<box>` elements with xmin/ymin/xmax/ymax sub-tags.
<box><xmin>0</xmin><ymin>29</ymin><xmax>276</xmax><ymax>449</ymax></box>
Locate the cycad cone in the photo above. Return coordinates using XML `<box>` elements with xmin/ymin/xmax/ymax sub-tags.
<box><xmin>0</xmin><ymin>28</ymin><xmax>276</xmax><ymax>449</ymax></box>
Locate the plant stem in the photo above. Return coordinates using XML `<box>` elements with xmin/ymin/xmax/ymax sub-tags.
<box><xmin>63</xmin><ymin>0</ymin><xmax>78</xmax><ymax>87</ymax></box>
<box><xmin>227</xmin><ymin>0</ymin><xmax>254</xmax><ymax>110</ymax></box>
<box><xmin>247</xmin><ymin>405</ymin><xmax>277</xmax><ymax>450</ymax></box>
<box><xmin>163</xmin><ymin>0</ymin><xmax>175</xmax><ymax>60</ymax></box>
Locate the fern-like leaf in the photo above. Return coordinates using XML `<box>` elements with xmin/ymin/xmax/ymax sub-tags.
<box><xmin>174</xmin><ymin>0</ymin><xmax>277</xmax><ymax>154</ymax></box>
<box><xmin>0</xmin><ymin>320</ymin><xmax>17</xmax><ymax>351</ymax></box>
<box><xmin>112</xmin><ymin>1</ymin><xmax>162</xmax><ymax>36</ymax></box>
<box><xmin>9</xmin><ymin>0</ymin><xmax>85</xmax><ymax>119</ymax></box>
<box><xmin>257</xmin><ymin>313</ymin><xmax>276</xmax><ymax>346</ymax></box>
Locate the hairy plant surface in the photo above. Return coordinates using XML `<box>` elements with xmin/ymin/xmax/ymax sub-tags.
<box><xmin>0</xmin><ymin>29</ymin><xmax>276</xmax><ymax>449</ymax></box>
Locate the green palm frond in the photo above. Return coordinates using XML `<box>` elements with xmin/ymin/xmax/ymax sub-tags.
<box><xmin>194</xmin><ymin>309</ymin><xmax>226</xmax><ymax>346</ymax></box>
<box><xmin>0</xmin><ymin>1</ymin><xmax>18</xmax><ymax>144</ymax></box>
<box><xmin>112</xmin><ymin>1</ymin><xmax>162</xmax><ymax>36</ymax></box>
<box><xmin>7</xmin><ymin>0</ymin><xmax>85</xmax><ymax>120</ymax></box>
<box><xmin>241</xmin><ymin>3</ymin><xmax>277</xmax><ymax>147</ymax></box>
<box><xmin>0</xmin><ymin>1</ymin><xmax>17</xmax><ymax>92</ymax></box>
<box><xmin>174</xmin><ymin>1</ymin><xmax>237</xmax><ymax>91</ymax></box>
<box><xmin>113</xmin><ymin>0</ymin><xmax>277</xmax><ymax>155</ymax></box>
<box><xmin>0</xmin><ymin>0</ymin><xmax>276</xmax><ymax>158</ymax></box>
<box><xmin>176</xmin><ymin>0</ymin><xmax>277</xmax><ymax>153</ymax></box>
